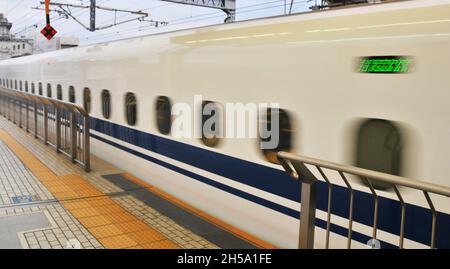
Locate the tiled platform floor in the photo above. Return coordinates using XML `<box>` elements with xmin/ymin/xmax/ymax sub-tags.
<box><xmin>0</xmin><ymin>116</ymin><xmax>271</xmax><ymax>249</ymax></box>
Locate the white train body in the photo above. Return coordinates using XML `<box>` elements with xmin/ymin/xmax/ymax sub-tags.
<box><xmin>1</xmin><ymin>0</ymin><xmax>450</xmax><ymax>248</ymax></box>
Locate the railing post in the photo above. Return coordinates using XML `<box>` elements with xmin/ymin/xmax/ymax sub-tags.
<box><xmin>2</xmin><ymin>96</ymin><xmax>5</xmax><ymax>117</ymax></box>
<box><xmin>43</xmin><ymin>105</ymin><xmax>48</xmax><ymax>144</ymax></box>
<box><xmin>299</xmin><ymin>181</ymin><xmax>317</xmax><ymax>249</ymax></box>
<box><xmin>12</xmin><ymin>97</ymin><xmax>16</xmax><ymax>125</ymax></box>
<box><xmin>6</xmin><ymin>96</ymin><xmax>9</xmax><ymax>120</ymax></box>
<box><xmin>18</xmin><ymin>99</ymin><xmax>22</xmax><ymax>128</ymax></box>
<box><xmin>56</xmin><ymin>107</ymin><xmax>61</xmax><ymax>153</ymax></box>
<box><xmin>277</xmin><ymin>155</ymin><xmax>318</xmax><ymax>249</ymax></box>
<box><xmin>70</xmin><ymin>111</ymin><xmax>77</xmax><ymax>163</ymax></box>
<box><xmin>34</xmin><ymin>102</ymin><xmax>38</xmax><ymax>139</ymax></box>
<box><xmin>83</xmin><ymin>115</ymin><xmax>90</xmax><ymax>172</ymax></box>
<box><xmin>26</xmin><ymin>101</ymin><xmax>29</xmax><ymax>133</ymax></box>
<box><xmin>8</xmin><ymin>96</ymin><xmax>12</xmax><ymax>121</ymax></box>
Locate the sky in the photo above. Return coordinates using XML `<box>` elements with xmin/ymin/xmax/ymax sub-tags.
<box><xmin>0</xmin><ymin>0</ymin><xmax>314</xmax><ymax>45</ymax></box>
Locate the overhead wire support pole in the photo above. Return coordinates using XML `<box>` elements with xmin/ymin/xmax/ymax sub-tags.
<box><xmin>90</xmin><ymin>0</ymin><xmax>96</xmax><ymax>31</ymax></box>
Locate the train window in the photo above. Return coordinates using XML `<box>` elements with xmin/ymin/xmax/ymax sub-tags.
<box><xmin>38</xmin><ymin>83</ymin><xmax>43</xmax><ymax>95</ymax></box>
<box><xmin>101</xmin><ymin>90</ymin><xmax>111</xmax><ymax>119</ymax></box>
<box><xmin>68</xmin><ymin>86</ymin><xmax>75</xmax><ymax>103</ymax></box>
<box><xmin>83</xmin><ymin>87</ymin><xmax>91</xmax><ymax>113</ymax></box>
<box><xmin>259</xmin><ymin>108</ymin><xmax>293</xmax><ymax>164</ymax></box>
<box><xmin>125</xmin><ymin>92</ymin><xmax>137</xmax><ymax>126</ymax></box>
<box><xmin>25</xmin><ymin>81</ymin><xmax>28</xmax><ymax>92</ymax></box>
<box><xmin>355</xmin><ymin>119</ymin><xmax>402</xmax><ymax>190</ymax></box>
<box><xmin>19</xmin><ymin>81</ymin><xmax>23</xmax><ymax>91</ymax></box>
<box><xmin>200</xmin><ymin>101</ymin><xmax>222</xmax><ymax>148</ymax></box>
<box><xmin>155</xmin><ymin>96</ymin><xmax>172</xmax><ymax>135</ymax></box>
<box><xmin>47</xmin><ymin>83</ymin><xmax>52</xmax><ymax>97</ymax></box>
<box><xmin>31</xmin><ymin>83</ymin><xmax>35</xmax><ymax>94</ymax></box>
<box><xmin>57</xmin><ymin>85</ymin><xmax>62</xmax><ymax>100</ymax></box>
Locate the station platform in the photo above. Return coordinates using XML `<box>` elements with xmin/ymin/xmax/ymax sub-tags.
<box><xmin>0</xmin><ymin>117</ymin><xmax>275</xmax><ymax>249</ymax></box>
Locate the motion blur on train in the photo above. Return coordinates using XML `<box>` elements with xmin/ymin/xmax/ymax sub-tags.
<box><xmin>0</xmin><ymin>0</ymin><xmax>449</xmax><ymax>248</ymax></box>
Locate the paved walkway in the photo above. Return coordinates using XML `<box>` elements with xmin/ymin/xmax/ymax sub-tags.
<box><xmin>0</xmin><ymin>116</ymin><xmax>274</xmax><ymax>249</ymax></box>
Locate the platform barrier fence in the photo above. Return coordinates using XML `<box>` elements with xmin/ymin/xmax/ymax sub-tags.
<box><xmin>277</xmin><ymin>151</ymin><xmax>450</xmax><ymax>249</ymax></box>
<box><xmin>0</xmin><ymin>87</ymin><xmax>90</xmax><ymax>171</ymax></box>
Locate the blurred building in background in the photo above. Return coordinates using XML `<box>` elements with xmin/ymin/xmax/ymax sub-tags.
<box><xmin>0</xmin><ymin>13</ymin><xmax>33</xmax><ymax>60</ymax></box>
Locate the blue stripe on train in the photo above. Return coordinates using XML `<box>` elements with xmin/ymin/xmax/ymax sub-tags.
<box><xmin>90</xmin><ymin>117</ymin><xmax>450</xmax><ymax>249</ymax></box>
<box><xmin>90</xmin><ymin>132</ymin><xmax>399</xmax><ymax>249</ymax></box>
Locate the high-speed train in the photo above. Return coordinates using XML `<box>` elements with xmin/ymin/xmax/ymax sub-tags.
<box><xmin>1</xmin><ymin>0</ymin><xmax>450</xmax><ymax>248</ymax></box>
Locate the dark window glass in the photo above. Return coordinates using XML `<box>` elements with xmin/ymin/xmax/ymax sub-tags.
<box><xmin>83</xmin><ymin>87</ymin><xmax>91</xmax><ymax>113</ymax></box>
<box><xmin>14</xmin><ymin>80</ymin><xmax>17</xmax><ymax>90</ymax></box>
<box><xmin>125</xmin><ymin>92</ymin><xmax>137</xmax><ymax>126</ymax></box>
<box><xmin>101</xmin><ymin>90</ymin><xmax>111</xmax><ymax>119</ymax></box>
<box><xmin>68</xmin><ymin>86</ymin><xmax>75</xmax><ymax>103</ymax></box>
<box><xmin>31</xmin><ymin>83</ymin><xmax>35</xmax><ymax>94</ymax></box>
<box><xmin>259</xmin><ymin>108</ymin><xmax>293</xmax><ymax>164</ymax></box>
<box><xmin>356</xmin><ymin>119</ymin><xmax>402</xmax><ymax>190</ymax></box>
<box><xmin>22</xmin><ymin>44</ymin><xmax>25</xmax><ymax>49</ymax></box>
<box><xmin>47</xmin><ymin>83</ymin><xmax>52</xmax><ymax>97</ymax></box>
<box><xmin>156</xmin><ymin>96</ymin><xmax>172</xmax><ymax>135</ymax></box>
<box><xmin>200</xmin><ymin>101</ymin><xmax>222</xmax><ymax>148</ymax></box>
<box><xmin>57</xmin><ymin>85</ymin><xmax>62</xmax><ymax>100</ymax></box>
<box><xmin>38</xmin><ymin>83</ymin><xmax>43</xmax><ymax>95</ymax></box>
<box><xmin>19</xmin><ymin>81</ymin><xmax>23</xmax><ymax>91</ymax></box>
<box><xmin>25</xmin><ymin>81</ymin><xmax>28</xmax><ymax>92</ymax></box>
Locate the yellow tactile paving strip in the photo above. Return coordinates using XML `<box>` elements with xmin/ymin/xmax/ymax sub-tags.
<box><xmin>0</xmin><ymin>130</ymin><xmax>179</xmax><ymax>249</ymax></box>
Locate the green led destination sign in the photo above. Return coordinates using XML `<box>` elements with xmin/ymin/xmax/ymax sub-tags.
<box><xmin>359</xmin><ymin>56</ymin><xmax>411</xmax><ymax>74</ymax></box>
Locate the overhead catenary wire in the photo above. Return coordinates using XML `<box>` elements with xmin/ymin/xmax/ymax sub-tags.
<box><xmin>83</xmin><ymin>0</ymin><xmax>309</xmax><ymax>44</ymax></box>
<box><xmin>83</xmin><ymin>0</ymin><xmax>303</xmax><ymax>42</ymax></box>
<box><xmin>10</xmin><ymin>0</ymin><xmax>310</xmax><ymax>43</ymax></box>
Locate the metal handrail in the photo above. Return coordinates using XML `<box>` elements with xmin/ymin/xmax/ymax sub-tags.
<box><xmin>277</xmin><ymin>151</ymin><xmax>450</xmax><ymax>249</ymax></box>
<box><xmin>0</xmin><ymin>87</ymin><xmax>90</xmax><ymax>171</ymax></box>
<box><xmin>278</xmin><ymin>152</ymin><xmax>450</xmax><ymax>197</ymax></box>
